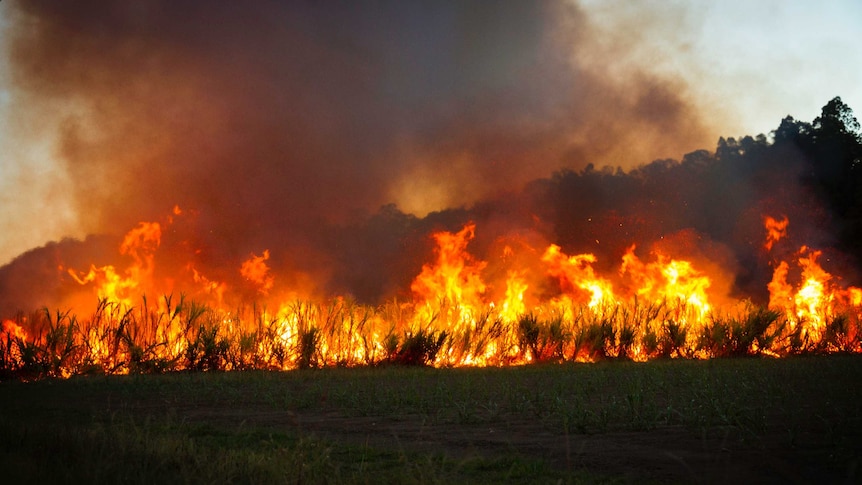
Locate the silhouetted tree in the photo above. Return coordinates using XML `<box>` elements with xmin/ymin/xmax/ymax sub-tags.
<box><xmin>806</xmin><ymin>98</ymin><xmax>862</xmax><ymax>258</ymax></box>
<box><xmin>772</xmin><ymin>116</ymin><xmax>811</xmax><ymax>147</ymax></box>
<box><xmin>313</xmin><ymin>96</ymin><xmax>862</xmax><ymax>304</ymax></box>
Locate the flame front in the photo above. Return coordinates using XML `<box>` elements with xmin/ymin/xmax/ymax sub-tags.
<box><xmin>2</xmin><ymin>210</ymin><xmax>861</xmax><ymax>379</ymax></box>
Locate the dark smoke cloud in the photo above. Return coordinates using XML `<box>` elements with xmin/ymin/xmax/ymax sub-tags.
<box><xmin>7</xmin><ymin>1</ymin><xmax>713</xmax><ymax>225</ymax></box>
<box><xmin>1</xmin><ymin>1</ymin><xmax>763</xmax><ymax>313</ymax></box>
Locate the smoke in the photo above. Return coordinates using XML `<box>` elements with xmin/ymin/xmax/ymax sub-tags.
<box><xmin>5</xmin><ymin>1</ymin><xmax>715</xmax><ymax>221</ymax></box>
<box><xmin>5</xmin><ymin>0</ymin><xmax>836</xmax><ymax>313</ymax></box>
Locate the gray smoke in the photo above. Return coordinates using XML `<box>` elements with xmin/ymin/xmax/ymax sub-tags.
<box><xmin>0</xmin><ymin>1</ymin><xmax>742</xmax><ymax>313</ymax></box>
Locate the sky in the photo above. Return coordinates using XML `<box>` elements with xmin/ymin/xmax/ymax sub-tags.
<box><xmin>0</xmin><ymin>0</ymin><xmax>860</xmax><ymax>268</ymax></box>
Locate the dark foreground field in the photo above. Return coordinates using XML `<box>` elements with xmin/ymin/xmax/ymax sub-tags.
<box><xmin>1</xmin><ymin>356</ymin><xmax>860</xmax><ymax>484</ymax></box>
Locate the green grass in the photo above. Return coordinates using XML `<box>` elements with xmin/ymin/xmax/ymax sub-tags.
<box><xmin>1</xmin><ymin>356</ymin><xmax>861</xmax><ymax>483</ymax></box>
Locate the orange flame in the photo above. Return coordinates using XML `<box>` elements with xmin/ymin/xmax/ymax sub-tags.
<box><xmin>768</xmin><ymin>247</ymin><xmax>837</xmax><ymax>341</ymax></box>
<box><xmin>69</xmin><ymin>220</ymin><xmax>164</xmax><ymax>308</ymax></box>
<box><xmin>542</xmin><ymin>244</ymin><xmax>613</xmax><ymax>309</ymax></box>
<box><xmin>3</xmin><ymin>209</ymin><xmax>861</xmax><ymax>379</ymax></box>
<box><xmin>499</xmin><ymin>270</ymin><xmax>528</xmax><ymax>323</ymax></box>
<box><xmin>241</xmin><ymin>250</ymin><xmax>275</xmax><ymax>295</ymax></box>
<box><xmin>2</xmin><ymin>319</ymin><xmax>27</xmax><ymax>341</ymax></box>
<box><xmin>191</xmin><ymin>267</ymin><xmax>227</xmax><ymax>307</ymax></box>
<box><xmin>764</xmin><ymin>212</ymin><xmax>862</xmax><ymax>350</ymax></box>
<box><xmin>410</xmin><ymin>223</ymin><xmax>487</xmax><ymax>325</ymax></box>
<box><xmin>621</xmin><ymin>246</ymin><xmax>711</xmax><ymax>322</ymax></box>
<box><xmin>763</xmin><ymin>215</ymin><xmax>789</xmax><ymax>251</ymax></box>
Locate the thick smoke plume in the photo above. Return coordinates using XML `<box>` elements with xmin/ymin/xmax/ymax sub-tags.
<box><xmin>5</xmin><ymin>3</ymin><xmax>712</xmax><ymax>218</ymax></box>
<box><xmin>2</xmin><ymin>1</ymin><xmax>860</xmax><ymax>315</ymax></box>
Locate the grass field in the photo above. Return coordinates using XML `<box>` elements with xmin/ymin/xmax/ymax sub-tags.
<box><xmin>1</xmin><ymin>356</ymin><xmax>860</xmax><ymax>484</ymax></box>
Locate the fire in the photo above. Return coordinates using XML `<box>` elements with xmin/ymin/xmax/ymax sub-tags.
<box><xmin>241</xmin><ymin>250</ymin><xmax>275</xmax><ymax>295</ymax></box>
<box><xmin>68</xmin><ymin>220</ymin><xmax>164</xmax><ymax>309</ymax></box>
<box><xmin>2</xmin><ymin>320</ymin><xmax>27</xmax><ymax>341</ymax></box>
<box><xmin>542</xmin><ymin>245</ymin><xmax>614</xmax><ymax>309</ymax></box>
<box><xmin>763</xmin><ymin>215</ymin><xmax>788</xmax><ymax>251</ymax></box>
<box><xmin>794</xmin><ymin>249</ymin><xmax>832</xmax><ymax>339</ymax></box>
<box><xmin>410</xmin><ymin>222</ymin><xmax>487</xmax><ymax>331</ymax></box>
<box><xmin>764</xmin><ymin>215</ymin><xmax>862</xmax><ymax>350</ymax></box>
<box><xmin>767</xmin><ymin>261</ymin><xmax>793</xmax><ymax>312</ymax></box>
<box><xmin>191</xmin><ymin>267</ymin><xmax>228</xmax><ymax>306</ymax></box>
<box><xmin>620</xmin><ymin>246</ymin><xmax>711</xmax><ymax>323</ymax></box>
<box><xmin>120</xmin><ymin>221</ymin><xmax>161</xmax><ymax>272</ymax></box>
<box><xmin>69</xmin><ymin>265</ymin><xmax>135</xmax><ymax>308</ymax></box>
<box><xmin>768</xmin><ymin>247</ymin><xmax>846</xmax><ymax>343</ymax></box>
<box><xmin>499</xmin><ymin>270</ymin><xmax>528</xmax><ymax>323</ymax></box>
<box><xmin>411</xmin><ymin>223</ymin><xmax>486</xmax><ymax>306</ymax></box>
<box><xmin>2</xmin><ymin>208</ymin><xmax>861</xmax><ymax>380</ymax></box>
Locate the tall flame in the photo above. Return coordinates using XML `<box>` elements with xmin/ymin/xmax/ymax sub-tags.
<box><xmin>410</xmin><ymin>222</ymin><xmax>487</xmax><ymax>327</ymax></box>
<box><xmin>2</xmin><ymin>209</ymin><xmax>861</xmax><ymax>379</ymax></box>
<box><xmin>764</xmin><ymin>216</ymin><xmax>862</xmax><ymax>349</ymax></box>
